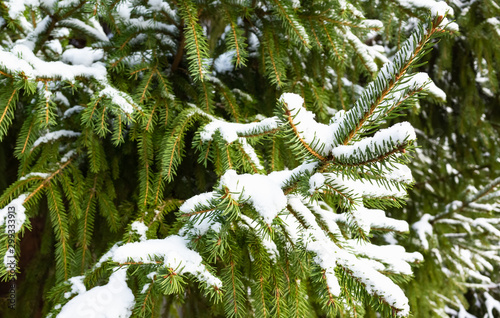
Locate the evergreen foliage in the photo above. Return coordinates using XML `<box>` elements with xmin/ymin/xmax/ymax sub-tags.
<box><xmin>0</xmin><ymin>0</ymin><xmax>498</xmax><ymax>318</ymax></box>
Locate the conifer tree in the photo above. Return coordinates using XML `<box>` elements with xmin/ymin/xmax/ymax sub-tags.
<box><xmin>0</xmin><ymin>0</ymin><xmax>498</xmax><ymax>318</ymax></box>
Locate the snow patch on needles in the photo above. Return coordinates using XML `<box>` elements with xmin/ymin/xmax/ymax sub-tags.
<box><xmin>0</xmin><ymin>44</ymin><xmax>107</xmax><ymax>81</ymax></box>
<box><xmin>200</xmin><ymin>117</ymin><xmax>279</xmax><ymax>143</ymax></box>
<box><xmin>179</xmin><ymin>192</ymin><xmax>217</xmax><ymax>214</ymax></box>
<box><xmin>62</xmin><ymin>48</ymin><xmax>104</xmax><ymax>67</ymax></box>
<box><xmin>103</xmin><ymin>235</ymin><xmax>222</xmax><ymax>288</ymax></box>
<box><xmin>64</xmin><ymin>276</ymin><xmax>86</xmax><ymax>299</ymax></box>
<box><xmin>280</xmin><ymin>93</ymin><xmax>339</xmax><ymax>156</ymax></box>
<box><xmin>57</xmin><ymin>268</ymin><xmax>134</xmax><ymax>318</ymax></box>
<box><xmin>0</xmin><ymin>194</ymin><xmax>28</xmax><ymax>233</ymax></box>
<box><xmin>100</xmin><ymin>84</ymin><xmax>138</xmax><ymax>114</ymax></box>
<box><xmin>331</xmin><ymin>122</ymin><xmax>416</xmax><ymax>162</ymax></box>
<box><xmin>20</xmin><ymin>172</ymin><xmax>51</xmax><ymax>180</ymax></box>
<box><xmin>396</xmin><ymin>0</ymin><xmax>458</xmax><ymax>31</ymax></box>
<box><xmin>325</xmin><ymin>172</ymin><xmax>407</xmax><ymax>199</ymax></box>
<box><xmin>131</xmin><ymin>221</ymin><xmax>148</xmax><ymax>241</ymax></box>
<box><xmin>412</xmin><ymin>214</ymin><xmax>434</xmax><ymax>250</ymax></box>
<box><xmin>32</xmin><ymin>130</ymin><xmax>81</xmax><ymax>148</ymax></box>
<box><xmin>214</xmin><ymin>51</ymin><xmax>236</xmax><ymax>73</ymax></box>
<box><xmin>347</xmin><ymin>240</ymin><xmax>423</xmax><ymax>275</ymax></box>
<box><xmin>268</xmin><ymin>161</ymin><xmax>318</xmax><ymax>187</ymax></box>
<box><xmin>351</xmin><ymin>205</ymin><xmax>409</xmax><ymax>234</ymax></box>
<box><xmin>220</xmin><ymin>170</ymin><xmax>287</xmax><ymax>224</ymax></box>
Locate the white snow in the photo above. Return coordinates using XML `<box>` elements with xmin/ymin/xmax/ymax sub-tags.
<box><xmin>361</xmin><ymin>19</ymin><xmax>384</xmax><ymax>29</ymax></box>
<box><xmin>20</xmin><ymin>172</ymin><xmax>51</xmax><ymax>180</ymax></box>
<box><xmin>345</xmin><ymin>30</ymin><xmax>378</xmax><ymax>73</ymax></box>
<box><xmin>0</xmin><ymin>194</ymin><xmax>28</xmax><ymax>233</ymax></box>
<box><xmin>347</xmin><ymin>240</ymin><xmax>423</xmax><ymax>275</ymax></box>
<box><xmin>46</xmin><ymin>40</ymin><xmax>63</xmax><ymax>55</ymax></box>
<box><xmin>487</xmin><ymin>18</ymin><xmax>500</xmax><ymax>37</ymax></box>
<box><xmin>0</xmin><ymin>44</ymin><xmax>107</xmax><ymax>81</ymax></box>
<box><xmin>58</xmin><ymin>18</ymin><xmax>109</xmax><ymax>42</ymax></box>
<box><xmin>32</xmin><ymin>130</ymin><xmax>81</xmax><ymax>148</ymax></box>
<box><xmin>220</xmin><ymin>170</ymin><xmax>287</xmax><ymax>224</ymax></box>
<box><xmin>100</xmin><ymin>84</ymin><xmax>138</xmax><ymax>114</ymax></box>
<box><xmin>377</xmin><ymin>162</ymin><xmax>414</xmax><ymax>183</ymax></box>
<box><xmin>412</xmin><ymin>214</ymin><xmax>434</xmax><ymax>250</ymax></box>
<box><xmin>181</xmin><ymin>217</ymin><xmax>221</xmax><ymax>237</ymax></box>
<box><xmin>309</xmin><ymin>173</ymin><xmax>326</xmax><ymax>194</ymax></box>
<box><xmin>200</xmin><ymin>117</ymin><xmax>279</xmax><ymax>143</ymax></box>
<box><xmin>268</xmin><ymin>161</ymin><xmax>318</xmax><ymax>187</ymax></box>
<box><xmin>64</xmin><ymin>276</ymin><xmax>86</xmax><ymax>299</ymax></box>
<box><xmin>63</xmin><ymin>106</ymin><xmax>85</xmax><ymax>118</ymax></box>
<box><xmin>324</xmin><ymin>171</ymin><xmax>408</xmax><ymax>201</ymax></box>
<box><xmin>331</xmin><ymin>122</ymin><xmax>416</xmax><ymax>163</ymax></box>
<box><xmin>131</xmin><ymin>221</ymin><xmax>148</xmax><ymax>241</ymax></box>
<box><xmin>62</xmin><ymin>48</ymin><xmax>104</xmax><ymax>67</ymax></box>
<box><xmin>395</xmin><ymin>0</ymin><xmax>458</xmax><ymax>31</ymax></box>
<box><xmin>57</xmin><ymin>268</ymin><xmax>134</xmax><ymax>318</ymax></box>
<box><xmin>61</xmin><ymin>150</ymin><xmax>76</xmax><ymax>163</ymax></box>
<box><xmin>279</xmin><ymin>93</ymin><xmax>339</xmax><ymax>156</ymax></box>
<box><xmin>286</xmin><ymin>195</ymin><xmax>412</xmax><ymax>315</ymax></box>
<box><xmin>397</xmin><ymin>0</ymin><xmax>454</xmax><ymax>17</ymax></box>
<box><xmin>6</xmin><ymin>0</ymin><xmax>39</xmax><ymax>19</ymax></box>
<box><xmin>484</xmin><ymin>292</ymin><xmax>500</xmax><ymax>318</ymax></box>
<box><xmin>351</xmin><ymin>205</ymin><xmax>409</xmax><ymax>234</ymax></box>
<box><xmin>101</xmin><ymin>235</ymin><xmax>222</xmax><ymax>288</ymax></box>
<box><xmin>179</xmin><ymin>192</ymin><xmax>217</xmax><ymax>214</ymax></box>
<box><xmin>214</xmin><ymin>51</ymin><xmax>236</xmax><ymax>73</ymax></box>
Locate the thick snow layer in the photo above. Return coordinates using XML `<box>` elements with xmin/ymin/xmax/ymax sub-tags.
<box><xmin>32</xmin><ymin>130</ymin><xmax>81</xmax><ymax>148</ymax></box>
<box><xmin>331</xmin><ymin>122</ymin><xmax>416</xmax><ymax>162</ymax></box>
<box><xmin>412</xmin><ymin>214</ymin><xmax>434</xmax><ymax>250</ymax></box>
<box><xmin>0</xmin><ymin>194</ymin><xmax>28</xmax><ymax>233</ymax></box>
<box><xmin>0</xmin><ymin>45</ymin><xmax>107</xmax><ymax>81</ymax></box>
<box><xmin>57</xmin><ymin>268</ymin><xmax>134</xmax><ymax>318</ymax></box>
<box><xmin>102</xmin><ymin>235</ymin><xmax>222</xmax><ymax>288</ymax></box>
<box><xmin>64</xmin><ymin>276</ymin><xmax>86</xmax><ymax>299</ymax></box>
<box><xmin>220</xmin><ymin>170</ymin><xmax>287</xmax><ymax>224</ymax></box>
<box><xmin>62</xmin><ymin>48</ymin><xmax>104</xmax><ymax>67</ymax></box>
<box><xmin>6</xmin><ymin>0</ymin><xmax>40</xmax><ymax>19</ymax></box>
<box><xmin>309</xmin><ymin>173</ymin><xmax>326</xmax><ymax>194</ymax></box>
<box><xmin>179</xmin><ymin>192</ymin><xmax>216</xmax><ymax>214</ymax></box>
<box><xmin>407</xmin><ymin>72</ymin><xmax>446</xmax><ymax>101</ymax></box>
<box><xmin>279</xmin><ymin>93</ymin><xmax>339</xmax><ymax>156</ymax></box>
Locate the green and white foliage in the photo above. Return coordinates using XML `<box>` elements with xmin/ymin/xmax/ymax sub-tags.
<box><xmin>367</xmin><ymin>0</ymin><xmax>500</xmax><ymax>317</ymax></box>
<box><xmin>0</xmin><ymin>0</ymin><xmax>497</xmax><ymax>317</ymax></box>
